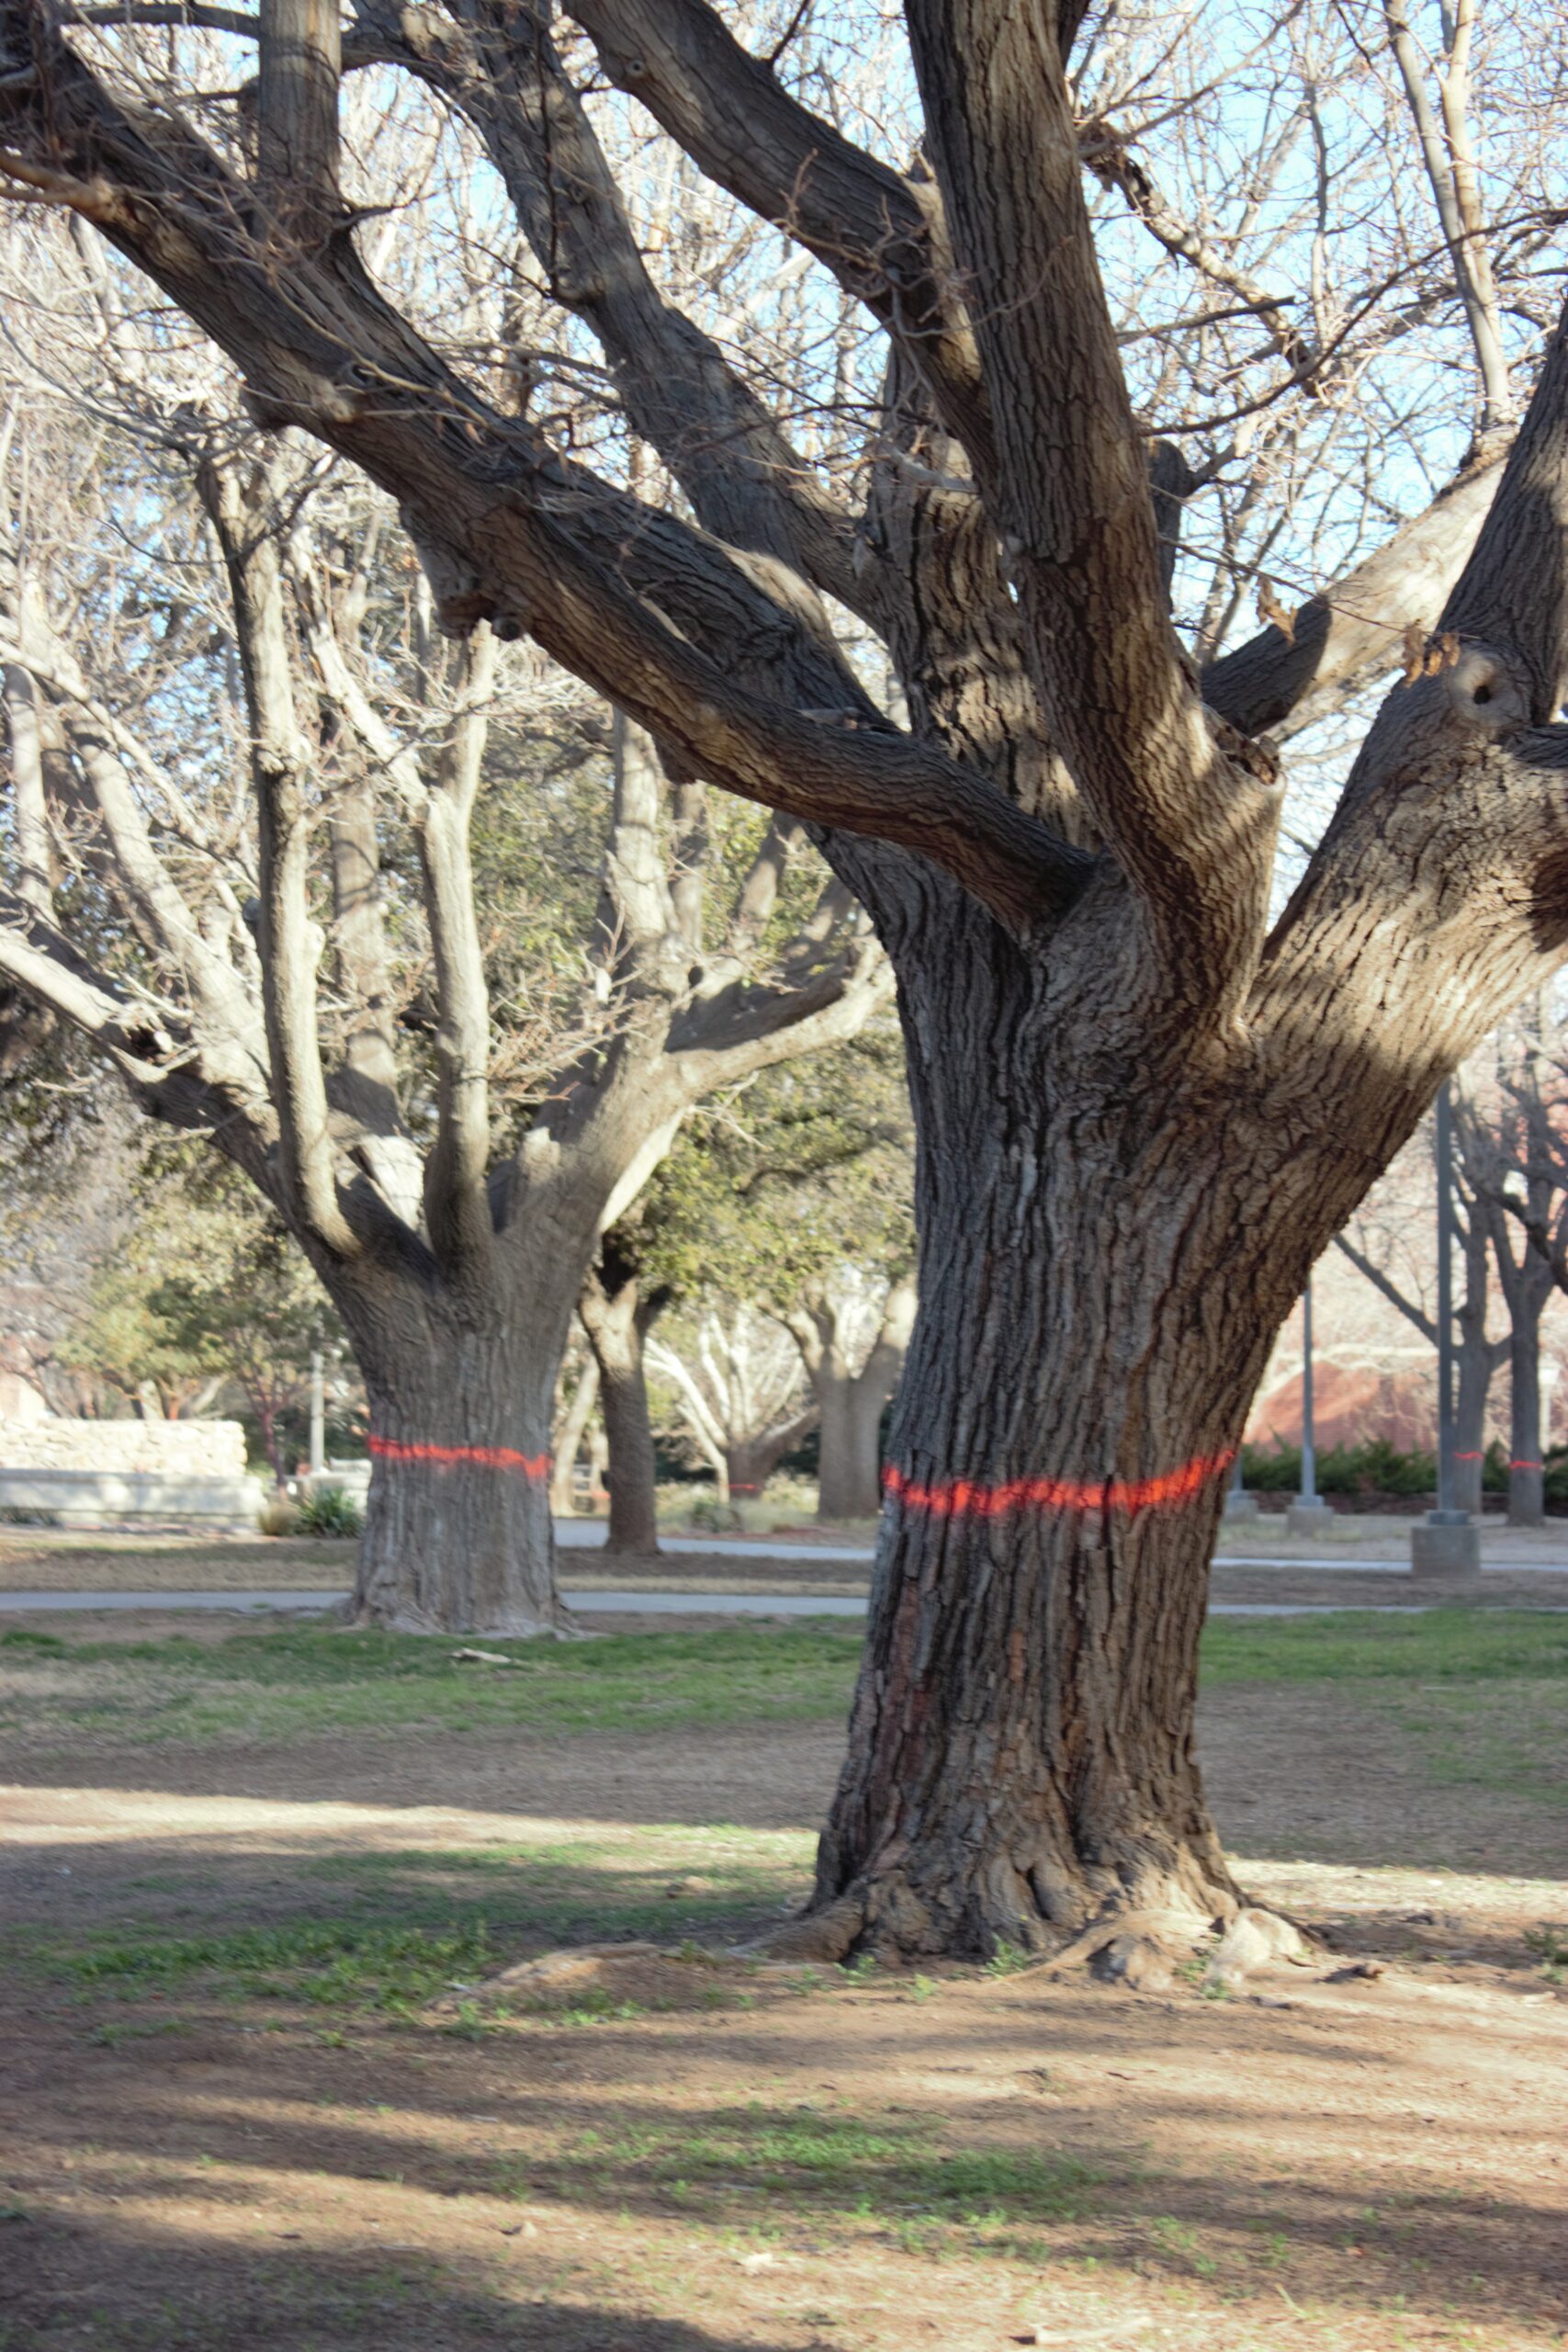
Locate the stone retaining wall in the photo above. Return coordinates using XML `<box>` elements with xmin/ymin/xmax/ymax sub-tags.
<box><xmin>0</xmin><ymin>1418</ymin><xmax>247</xmax><ymax>1478</ymax></box>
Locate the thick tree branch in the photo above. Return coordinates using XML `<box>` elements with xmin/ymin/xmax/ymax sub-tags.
<box><xmin>258</xmin><ymin>0</ymin><xmax>341</xmax><ymax>243</ymax></box>
<box><xmin>354</xmin><ymin>0</ymin><xmax>868</xmax><ymax>618</ymax></box>
<box><xmin>2</xmin><ymin>661</ymin><xmax>52</xmax><ymax>917</ymax></box>
<box><xmin>564</xmin><ymin>0</ymin><xmax>994</xmax><ymax>473</ymax></box>
<box><xmin>903</xmin><ymin>0</ymin><xmax>1277</xmax><ymax>1004</ymax></box>
<box><xmin>1440</xmin><ymin>297</ymin><xmax>1568</xmax><ymax>718</ymax></box>
<box><xmin>1201</xmin><ymin>455</ymin><xmax>1504</xmax><ymax>737</ymax></box>
<box><xmin>0</xmin><ymin>887</ymin><xmax>271</xmax><ymax>1152</ymax></box>
<box><xmin>0</xmin><ymin>11</ymin><xmax>1098</xmax><ymax>941</ymax></box>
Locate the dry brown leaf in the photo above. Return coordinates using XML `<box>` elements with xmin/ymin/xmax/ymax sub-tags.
<box><xmin>1258</xmin><ymin>579</ymin><xmax>1296</xmax><ymax>643</ymax></box>
<box><xmin>1401</xmin><ymin>620</ymin><xmax>1427</xmax><ymax>683</ymax></box>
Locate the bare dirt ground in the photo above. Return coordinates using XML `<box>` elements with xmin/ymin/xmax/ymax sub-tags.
<box><xmin>2</xmin><ymin>1613</ymin><xmax>1566</xmax><ymax>2349</ymax></box>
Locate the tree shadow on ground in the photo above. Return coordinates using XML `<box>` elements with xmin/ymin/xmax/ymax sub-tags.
<box><xmin>0</xmin><ymin>2211</ymin><xmax>809</xmax><ymax>2352</ymax></box>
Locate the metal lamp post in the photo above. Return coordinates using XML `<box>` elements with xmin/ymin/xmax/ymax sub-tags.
<box><xmin>1412</xmin><ymin>1082</ymin><xmax>1482</xmax><ymax>1577</ymax></box>
<box><xmin>309</xmin><ymin>1348</ymin><xmax>325</xmax><ymax>1478</ymax></box>
<box><xmin>1287</xmin><ymin>1277</ymin><xmax>1334</xmax><ymax>1535</ymax></box>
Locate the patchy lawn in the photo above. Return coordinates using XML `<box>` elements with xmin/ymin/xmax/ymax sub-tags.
<box><xmin>1</xmin><ymin>1608</ymin><xmax>1565</xmax><ymax>2349</ymax></box>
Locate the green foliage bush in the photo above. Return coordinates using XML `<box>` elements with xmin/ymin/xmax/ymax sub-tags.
<box><xmin>1239</xmin><ymin>1438</ymin><xmax>1435</xmax><ymax>1497</ymax></box>
<box><xmin>296</xmin><ymin>1484</ymin><xmax>365</xmax><ymax>1538</ymax></box>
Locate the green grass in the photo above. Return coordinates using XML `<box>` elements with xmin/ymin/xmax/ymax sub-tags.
<box><xmin>4</xmin><ymin>1824</ymin><xmax>817</xmax><ymax>2009</ymax></box>
<box><xmin>502</xmin><ymin>2106</ymin><xmax>1106</xmax><ymax>2233</ymax></box>
<box><xmin>0</xmin><ymin>1620</ymin><xmax>864</xmax><ymax>1748</ymax></box>
<box><xmin>1200</xmin><ymin>1609</ymin><xmax>1568</xmax><ymax>1685</ymax></box>
<box><xmin>41</xmin><ymin>1917</ymin><xmax>502</xmax><ymax>2013</ymax></box>
<box><xmin>6</xmin><ymin>1611</ymin><xmax>1565</xmax><ymax>1784</ymax></box>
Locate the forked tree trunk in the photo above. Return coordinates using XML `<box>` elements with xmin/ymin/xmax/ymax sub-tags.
<box><xmin>343</xmin><ymin>1281</ymin><xmax>577</xmax><ymax>1635</ymax></box>
<box><xmin>726</xmin><ymin>1420</ymin><xmax>813</xmax><ymax>1502</ymax></box>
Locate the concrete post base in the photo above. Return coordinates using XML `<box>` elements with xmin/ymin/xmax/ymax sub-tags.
<box><xmin>1285</xmin><ymin>1497</ymin><xmax>1336</xmax><ymax>1538</ymax></box>
<box><xmin>1223</xmin><ymin>1489</ymin><xmax>1261</xmax><ymax>1522</ymax></box>
<box><xmin>1410</xmin><ymin>1511</ymin><xmax>1483</xmax><ymax>1581</ymax></box>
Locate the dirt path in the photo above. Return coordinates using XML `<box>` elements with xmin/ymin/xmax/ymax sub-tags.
<box><xmin>3</xmin><ymin>1656</ymin><xmax>1566</xmax><ymax>2347</ymax></box>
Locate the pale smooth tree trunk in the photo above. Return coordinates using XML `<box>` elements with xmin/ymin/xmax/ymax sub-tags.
<box><xmin>551</xmin><ymin>1352</ymin><xmax>601</xmax><ymax>1517</ymax></box>
<box><xmin>789</xmin><ymin>1278</ymin><xmax>916</xmax><ymax>1521</ymax></box>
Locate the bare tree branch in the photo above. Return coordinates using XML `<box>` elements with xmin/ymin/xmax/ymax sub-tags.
<box><xmin>564</xmin><ymin>0</ymin><xmax>994</xmax><ymax>472</ymax></box>
<box><xmin>904</xmin><ymin>0</ymin><xmax>1278</xmax><ymax>1005</ymax></box>
<box><xmin>201</xmin><ymin>454</ymin><xmax>359</xmax><ymax>1256</ymax></box>
<box><xmin>354</xmin><ymin>0</ymin><xmax>868</xmax><ymax>617</ymax></box>
<box><xmin>258</xmin><ymin>0</ymin><xmax>341</xmax><ymax>245</ymax></box>
<box><xmin>420</xmin><ymin>622</ymin><xmax>499</xmax><ymax>1275</ymax></box>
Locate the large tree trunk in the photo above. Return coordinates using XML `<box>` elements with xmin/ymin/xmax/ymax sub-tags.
<box><xmin>804</xmin><ymin>938</ymin><xmax>1314</xmax><ymax>1965</ymax></box>
<box><xmin>816</xmin><ymin>1380</ymin><xmax>891</xmax><ymax>1521</ymax></box>
<box><xmin>344</xmin><ymin>1284</ymin><xmax>576</xmax><ymax>1635</ymax></box>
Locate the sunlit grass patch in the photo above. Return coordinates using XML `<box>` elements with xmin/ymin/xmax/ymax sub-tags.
<box><xmin>1200</xmin><ymin>1609</ymin><xmax>1568</xmax><ymax>1686</ymax></box>
<box><xmin>26</xmin><ymin>1916</ymin><xmax>502</xmax><ymax>2014</ymax></box>
<box><xmin>498</xmin><ymin>2105</ymin><xmax>1107</xmax><ymax>2247</ymax></box>
<box><xmin>0</xmin><ymin>1620</ymin><xmax>864</xmax><ymax>1749</ymax></box>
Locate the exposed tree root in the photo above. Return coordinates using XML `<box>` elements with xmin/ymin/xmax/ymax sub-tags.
<box><xmin>746</xmin><ymin>1857</ymin><xmax>1322</xmax><ymax>1994</ymax></box>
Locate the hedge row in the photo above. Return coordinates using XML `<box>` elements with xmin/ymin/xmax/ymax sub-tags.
<box><xmin>1240</xmin><ymin>1437</ymin><xmax>1568</xmax><ymax>1501</ymax></box>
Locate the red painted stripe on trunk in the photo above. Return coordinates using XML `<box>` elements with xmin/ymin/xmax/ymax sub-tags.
<box><xmin>1510</xmin><ymin>1458</ymin><xmax>1543</xmax><ymax>1472</ymax></box>
<box><xmin>1454</xmin><ymin>1451</ymin><xmax>1483</xmax><ymax>1462</ymax></box>
<box><xmin>368</xmin><ymin>1435</ymin><xmax>550</xmax><ymax>1479</ymax></box>
<box><xmin>883</xmin><ymin>1452</ymin><xmax>1234</xmax><ymax>1520</ymax></box>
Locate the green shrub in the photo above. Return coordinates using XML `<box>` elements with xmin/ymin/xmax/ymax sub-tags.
<box><xmin>1238</xmin><ymin>1438</ymin><xmax>1435</xmax><ymax>1497</ymax></box>
<box><xmin>1238</xmin><ymin>1442</ymin><xmax>1300</xmax><ymax>1491</ymax></box>
<box><xmin>296</xmin><ymin>1484</ymin><xmax>365</xmax><ymax>1538</ymax></box>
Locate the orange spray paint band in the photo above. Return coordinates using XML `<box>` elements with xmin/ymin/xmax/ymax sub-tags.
<box><xmin>882</xmin><ymin>1452</ymin><xmax>1235</xmax><ymax>1520</ymax></box>
<box><xmin>368</xmin><ymin>1435</ymin><xmax>551</xmax><ymax>1480</ymax></box>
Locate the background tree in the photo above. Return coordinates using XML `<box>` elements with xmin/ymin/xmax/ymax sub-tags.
<box><xmin>649</xmin><ymin>1302</ymin><xmax>815</xmax><ymax>1510</ymax></box>
<box><xmin>622</xmin><ymin>1035</ymin><xmax>913</xmax><ymax>1525</ymax></box>
<box><xmin>0</xmin><ymin>212</ymin><xmax>886</xmax><ymax>1631</ymax></box>
<box><xmin>1335</xmin><ymin>1116</ymin><xmax>1505</xmax><ymax>1515</ymax></box>
<box><xmin>1454</xmin><ymin>1000</ymin><xmax>1568</xmax><ymax>1524</ymax></box>
<box><xmin>5</xmin><ymin>0</ymin><xmax>1568</xmax><ymax>1962</ymax></box>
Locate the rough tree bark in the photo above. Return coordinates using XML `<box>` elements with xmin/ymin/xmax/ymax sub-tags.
<box><xmin>6</xmin><ymin>0</ymin><xmax>1568</xmax><ymax>1943</ymax></box>
<box><xmin>785</xmin><ymin>1276</ymin><xmax>917</xmax><ymax>1521</ymax></box>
